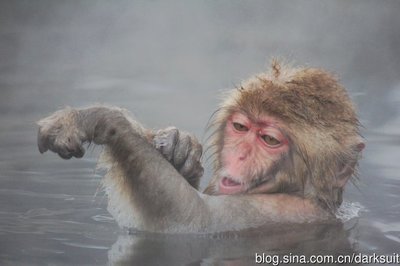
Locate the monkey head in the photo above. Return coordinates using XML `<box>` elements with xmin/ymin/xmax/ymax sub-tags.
<box><xmin>204</xmin><ymin>61</ymin><xmax>365</xmax><ymax>212</ymax></box>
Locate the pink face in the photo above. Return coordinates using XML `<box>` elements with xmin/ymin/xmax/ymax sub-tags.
<box><xmin>218</xmin><ymin>112</ymin><xmax>289</xmax><ymax>195</ymax></box>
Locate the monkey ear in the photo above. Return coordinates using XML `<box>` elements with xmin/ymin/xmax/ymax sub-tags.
<box><xmin>335</xmin><ymin>142</ymin><xmax>365</xmax><ymax>188</ymax></box>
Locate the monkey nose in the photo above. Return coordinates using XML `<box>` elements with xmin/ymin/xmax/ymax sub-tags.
<box><xmin>238</xmin><ymin>154</ymin><xmax>247</xmax><ymax>161</ymax></box>
<box><xmin>238</xmin><ymin>150</ymin><xmax>252</xmax><ymax>161</ymax></box>
<box><xmin>238</xmin><ymin>145</ymin><xmax>251</xmax><ymax>161</ymax></box>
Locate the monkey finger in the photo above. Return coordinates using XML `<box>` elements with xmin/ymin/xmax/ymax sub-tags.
<box><xmin>50</xmin><ymin>134</ymin><xmax>85</xmax><ymax>159</ymax></box>
<box><xmin>174</xmin><ymin>132</ymin><xmax>202</xmax><ymax>166</ymax></box>
<box><xmin>57</xmin><ymin>149</ymin><xmax>74</xmax><ymax>159</ymax></box>
<box><xmin>190</xmin><ymin>164</ymin><xmax>204</xmax><ymax>179</ymax></box>
<box><xmin>181</xmin><ymin>161</ymin><xmax>204</xmax><ymax>188</ymax></box>
<box><xmin>173</xmin><ymin>132</ymin><xmax>192</xmax><ymax>168</ymax></box>
<box><xmin>186</xmin><ymin>166</ymin><xmax>203</xmax><ymax>189</ymax></box>
<box><xmin>153</xmin><ymin>127</ymin><xmax>179</xmax><ymax>162</ymax></box>
<box><xmin>179</xmin><ymin>148</ymin><xmax>203</xmax><ymax>179</ymax></box>
<box><xmin>64</xmin><ymin>136</ymin><xmax>85</xmax><ymax>158</ymax></box>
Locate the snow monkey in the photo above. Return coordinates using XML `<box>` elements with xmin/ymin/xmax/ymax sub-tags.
<box><xmin>37</xmin><ymin>61</ymin><xmax>364</xmax><ymax>233</ymax></box>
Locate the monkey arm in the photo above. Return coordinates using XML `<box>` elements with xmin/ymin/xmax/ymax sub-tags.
<box><xmin>37</xmin><ymin>106</ymin><xmax>204</xmax><ymax>188</ymax></box>
<box><xmin>37</xmin><ymin>106</ymin><xmax>326</xmax><ymax>233</ymax></box>
<box><xmin>37</xmin><ymin>106</ymin><xmax>210</xmax><ymax>232</ymax></box>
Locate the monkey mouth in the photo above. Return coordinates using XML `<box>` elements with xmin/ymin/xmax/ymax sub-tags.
<box><xmin>219</xmin><ymin>177</ymin><xmax>245</xmax><ymax>194</ymax></box>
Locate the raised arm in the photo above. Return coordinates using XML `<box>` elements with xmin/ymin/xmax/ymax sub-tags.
<box><xmin>37</xmin><ymin>106</ymin><xmax>207</xmax><ymax>230</ymax></box>
<box><xmin>38</xmin><ymin>106</ymin><xmax>203</xmax><ymax>184</ymax></box>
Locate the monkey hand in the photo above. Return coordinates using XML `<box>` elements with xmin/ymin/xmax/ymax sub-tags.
<box><xmin>37</xmin><ymin>108</ymin><xmax>86</xmax><ymax>159</ymax></box>
<box><xmin>152</xmin><ymin>127</ymin><xmax>204</xmax><ymax>188</ymax></box>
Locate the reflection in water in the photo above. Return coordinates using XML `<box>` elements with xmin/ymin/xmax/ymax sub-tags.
<box><xmin>109</xmin><ymin>202</ymin><xmax>364</xmax><ymax>265</ymax></box>
<box><xmin>109</xmin><ymin>222</ymin><xmax>357</xmax><ymax>266</ymax></box>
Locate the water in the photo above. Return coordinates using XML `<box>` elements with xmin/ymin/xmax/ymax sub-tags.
<box><xmin>1</xmin><ymin>1</ymin><xmax>400</xmax><ymax>265</ymax></box>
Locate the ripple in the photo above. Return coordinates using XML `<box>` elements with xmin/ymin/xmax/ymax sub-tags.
<box><xmin>91</xmin><ymin>214</ymin><xmax>115</xmax><ymax>223</ymax></box>
<box><xmin>336</xmin><ymin>201</ymin><xmax>366</xmax><ymax>222</ymax></box>
<box><xmin>62</xmin><ymin>241</ymin><xmax>109</xmax><ymax>250</ymax></box>
<box><xmin>385</xmin><ymin>234</ymin><xmax>400</xmax><ymax>243</ymax></box>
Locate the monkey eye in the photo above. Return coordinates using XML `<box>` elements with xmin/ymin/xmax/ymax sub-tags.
<box><xmin>233</xmin><ymin>122</ymin><xmax>249</xmax><ymax>132</ymax></box>
<box><xmin>261</xmin><ymin>135</ymin><xmax>281</xmax><ymax>147</ymax></box>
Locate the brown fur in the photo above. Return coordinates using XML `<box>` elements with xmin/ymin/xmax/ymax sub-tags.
<box><xmin>205</xmin><ymin>60</ymin><xmax>363</xmax><ymax>212</ymax></box>
<box><xmin>37</xmin><ymin>61</ymin><xmax>363</xmax><ymax>233</ymax></box>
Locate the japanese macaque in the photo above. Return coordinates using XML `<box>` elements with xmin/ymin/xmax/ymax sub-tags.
<box><xmin>37</xmin><ymin>61</ymin><xmax>364</xmax><ymax>233</ymax></box>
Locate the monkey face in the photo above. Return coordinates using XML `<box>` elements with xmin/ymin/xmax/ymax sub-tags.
<box><xmin>217</xmin><ymin>112</ymin><xmax>290</xmax><ymax>195</ymax></box>
<box><xmin>203</xmin><ymin>62</ymin><xmax>365</xmax><ymax>210</ymax></box>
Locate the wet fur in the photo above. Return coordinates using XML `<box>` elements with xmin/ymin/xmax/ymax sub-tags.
<box><xmin>37</xmin><ymin>61</ymin><xmax>362</xmax><ymax>233</ymax></box>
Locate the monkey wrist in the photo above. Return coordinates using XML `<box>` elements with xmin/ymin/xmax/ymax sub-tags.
<box><xmin>76</xmin><ymin>106</ymin><xmax>146</xmax><ymax>145</ymax></box>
